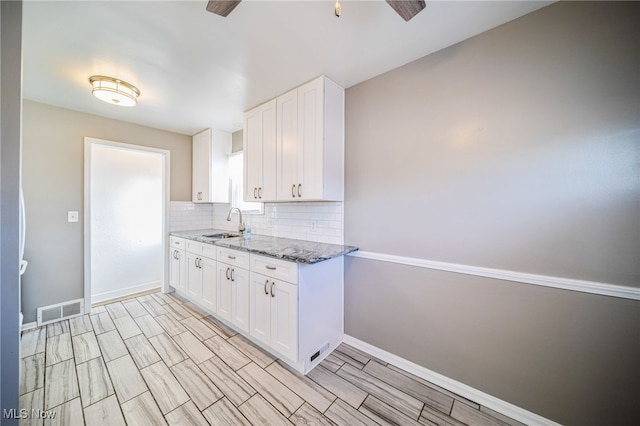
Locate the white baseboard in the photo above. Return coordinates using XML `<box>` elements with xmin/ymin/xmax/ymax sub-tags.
<box><xmin>343</xmin><ymin>335</ymin><xmax>561</xmax><ymax>426</ymax></box>
<box><xmin>91</xmin><ymin>280</ymin><xmax>161</xmax><ymax>305</ymax></box>
<box><xmin>348</xmin><ymin>251</ymin><xmax>639</xmax><ymax>300</ymax></box>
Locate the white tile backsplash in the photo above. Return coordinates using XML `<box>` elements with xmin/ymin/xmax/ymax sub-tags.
<box><xmin>169</xmin><ymin>202</ymin><xmax>214</xmax><ymax>231</ymax></box>
<box><xmin>170</xmin><ymin>201</ymin><xmax>344</xmax><ymax>245</ymax></box>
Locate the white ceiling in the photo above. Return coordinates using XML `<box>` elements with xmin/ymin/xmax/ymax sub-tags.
<box><xmin>22</xmin><ymin>1</ymin><xmax>551</xmax><ymax>135</ymax></box>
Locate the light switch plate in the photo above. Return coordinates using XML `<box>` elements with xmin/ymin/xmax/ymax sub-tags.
<box><xmin>68</xmin><ymin>211</ymin><xmax>79</xmax><ymax>223</ymax></box>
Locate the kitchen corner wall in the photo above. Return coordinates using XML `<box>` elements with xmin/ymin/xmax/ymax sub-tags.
<box><xmin>171</xmin><ymin>201</ymin><xmax>344</xmax><ymax>244</ymax></box>
<box><xmin>344</xmin><ymin>2</ymin><xmax>639</xmax><ymax>426</ymax></box>
<box><xmin>21</xmin><ymin>100</ymin><xmax>192</xmax><ymax>323</ymax></box>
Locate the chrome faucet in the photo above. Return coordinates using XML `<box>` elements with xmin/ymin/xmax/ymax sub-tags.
<box><xmin>226</xmin><ymin>207</ymin><xmax>245</xmax><ymax>234</ymax></box>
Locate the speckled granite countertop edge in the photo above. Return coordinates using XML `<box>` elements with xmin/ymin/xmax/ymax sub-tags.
<box><xmin>170</xmin><ymin>229</ymin><xmax>358</xmax><ymax>264</ymax></box>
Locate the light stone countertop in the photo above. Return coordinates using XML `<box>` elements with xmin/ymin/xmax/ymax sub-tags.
<box><xmin>170</xmin><ymin>229</ymin><xmax>358</xmax><ymax>264</ymax></box>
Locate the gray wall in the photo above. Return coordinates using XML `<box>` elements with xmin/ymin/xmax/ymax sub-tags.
<box><xmin>232</xmin><ymin>130</ymin><xmax>243</xmax><ymax>153</ymax></box>
<box><xmin>1</xmin><ymin>0</ymin><xmax>22</xmax><ymax>420</ymax></box>
<box><xmin>21</xmin><ymin>101</ymin><xmax>192</xmax><ymax>322</ymax></box>
<box><xmin>344</xmin><ymin>2</ymin><xmax>639</xmax><ymax>425</ymax></box>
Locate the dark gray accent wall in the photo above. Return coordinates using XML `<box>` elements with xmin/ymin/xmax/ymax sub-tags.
<box><xmin>1</xmin><ymin>0</ymin><xmax>23</xmax><ymax>421</ymax></box>
<box><xmin>21</xmin><ymin>101</ymin><xmax>192</xmax><ymax>323</ymax></box>
<box><xmin>344</xmin><ymin>2</ymin><xmax>640</xmax><ymax>425</ymax></box>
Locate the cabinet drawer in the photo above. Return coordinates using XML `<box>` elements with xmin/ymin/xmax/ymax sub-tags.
<box><xmin>184</xmin><ymin>240</ymin><xmax>217</xmax><ymax>259</ymax></box>
<box><xmin>217</xmin><ymin>247</ymin><xmax>250</xmax><ymax>269</ymax></box>
<box><xmin>185</xmin><ymin>239</ymin><xmax>202</xmax><ymax>254</ymax></box>
<box><xmin>201</xmin><ymin>243</ymin><xmax>217</xmax><ymax>259</ymax></box>
<box><xmin>170</xmin><ymin>236</ymin><xmax>186</xmax><ymax>249</ymax></box>
<box><xmin>250</xmin><ymin>254</ymin><xmax>298</xmax><ymax>285</ymax></box>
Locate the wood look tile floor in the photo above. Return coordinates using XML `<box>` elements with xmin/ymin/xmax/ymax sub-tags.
<box><xmin>19</xmin><ymin>292</ymin><xmax>525</xmax><ymax>426</ymax></box>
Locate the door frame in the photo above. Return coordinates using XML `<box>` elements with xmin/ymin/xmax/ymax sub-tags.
<box><xmin>83</xmin><ymin>137</ymin><xmax>171</xmax><ymax>313</ymax></box>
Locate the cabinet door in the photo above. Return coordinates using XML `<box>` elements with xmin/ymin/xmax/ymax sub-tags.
<box><xmin>169</xmin><ymin>249</ymin><xmax>186</xmax><ymax>292</ymax></box>
<box><xmin>249</xmin><ymin>272</ymin><xmax>271</xmax><ymax>346</ymax></box>
<box><xmin>216</xmin><ymin>263</ymin><xmax>232</xmax><ymax>322</ymax></box>
<box><xmin>186</xmin><ymin>253</ymin><xmax>202</xmax><ymax>300</ymax></box>
<box><xmin>297</xmin><ymin>78</ymin><xmax>324</xmax><ymax>200</ymax></box>
<box><xmin>261</xmin><ymin>101</ymin><xmax>277</xmax><ymax>201</ymax></box>
<box><xmin>200</xmin><ymin>256</ymin><xmax>217</xmax><ymax>313</ymax></box>
<box><xmin>244</xmin><ymin>100</ymin><xmax>276</xmax><ymax>202</ymax></box>
<box><xmin>276</xmin><ymin>88</ymin><xmax>299</xmax><ymax>200</ymax></box>
<box><xmin>244</xmin><ymin>108</ymin><xmax>262</xmax><ymax>202</ymax></box>
<box><xmin>230</xmin><ymin>267</ymin><xmax>250</xmax><ymax>333</ymax></box>
<box><xmin>192</xmin><ymin>129</ymin><xmax>211</xmax><ymax>202</ymax></box>
<box><xmin>271</xmin><ymin>280</ymin><xmax>298</xmax><ymax>361</ymax></box>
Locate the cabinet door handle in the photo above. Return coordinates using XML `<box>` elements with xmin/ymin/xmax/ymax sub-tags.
<box><xmin>231</xmin><ymin>268</ymin><xmax>235</xmax><ymax>282</ymax></box>
<box><xmin>226</xmin><ymin>267</ymin><xmax>230</xmax><ymax>280</ymax></box>
<box><xmin>298</xmin><ymin>183</ymin><xmax>302</xmax><ymax>198</ymax></box>
<box><xmin>264</xmin><ymin>279</ymin><xmax>269</xmax><ymax>295</ymax></box>
<box><xmin>172</xmin><ymin>250</ymin><xmax>176</xmax><ymax>260</ymax></box>
<box><xmin>270</xmin><ymin>281</ymin><xmax>275</xmax><ymax>297</ymax></box>
<box><xmin>291</xmin><ymin>184</ymin><xmax>296</xmax><ymax>198</ymax></box>
<box><xmin>198</xmin><ymin>258</ymin><xmax>202</xmax><ymax>268</ymax></box>
<box><xmin>266</xmin><ymin>265</ymin><xmax>276</xmax><ymax>270</ymax></box>
<box><xmin>253</xmin><ymin>187</ymin><xmax>257</xmax><ymax>199</ymax></box>
<box><xmin>228</xmin><ymin>255</ymin><xmax>236</xmax><ymax>260</ymax></box>
<box><xmin>258</xmin><ymin>187</ymin><xmax>262</xmax><ymax>199</ymax></box>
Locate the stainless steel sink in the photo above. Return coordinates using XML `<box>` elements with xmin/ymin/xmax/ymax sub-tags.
<box><xmin>202</xmin><ymin>232</ymin><xmax>241</xmax><ymax>239</ymax></box>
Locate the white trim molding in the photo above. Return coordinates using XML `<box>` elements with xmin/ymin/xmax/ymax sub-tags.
<box><xmin>343</xmin><ymin>335</ymin><xmax>562</xmax><ymax>426</ymax></box>
<box><xmin>348</xmin><ymin>251</ymin><xmax>640</xmax><ymax>300</ymax></box>
<box><xmin>21</xmin><ymin>322</ymin><xmax>39</xmax><ymax>332</ymax></box>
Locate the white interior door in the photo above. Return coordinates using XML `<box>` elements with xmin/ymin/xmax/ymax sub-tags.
<box><xmin>85</xmin><ymin>138</ymin><xmax>169</xmax><ymax>306</ymax></box>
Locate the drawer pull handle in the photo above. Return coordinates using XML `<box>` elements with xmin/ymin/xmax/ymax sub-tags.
<box><xmin>264</xmin><ymin>279</ymin><xmax>269</xmax><ymax>295</ymax></box>
<box><xmin>175</xmin><ymin>241</ymin><xmax>181</xmax><ymax>245</ymax></box>
<box><xmin>270</xmin><ymin>281</ymin><xmax>275</xmax><ymax>297</ymax></box>
<box><xmin>228</xmin><ymin>255</ymin><xmax>236</xmax><ymax>260</ymax></box>
<box><xmin>266</xmin><ymin>265</ymin><xmax>276</xmax><ymax>270</ymax></box>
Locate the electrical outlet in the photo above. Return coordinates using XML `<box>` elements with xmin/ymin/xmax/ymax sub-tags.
<box><xmin>310</xmin><ymin>220</ymin><xmax>317</xmax><ymax>233</ymax></box>
<box><xmin>68</xmin><ymin>211</ymin><xmax>79</xmax><ymax>223</ymax></box>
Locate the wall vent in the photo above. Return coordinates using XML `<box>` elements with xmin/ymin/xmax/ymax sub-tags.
<box><xmin>37</xmin><ymin>299</ymin><xmax>85</xmax><ymax>326</ymax></box>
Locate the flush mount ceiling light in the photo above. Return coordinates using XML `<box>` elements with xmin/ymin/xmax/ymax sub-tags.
<box><xmin>89</xmin><ymin>75</ymin><xmax>140</xmax><ymax>107</ymax></box>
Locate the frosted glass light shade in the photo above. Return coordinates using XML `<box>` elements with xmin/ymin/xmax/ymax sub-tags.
<box><xmin>89</xmin><ymin>75</ymin><xmax>140</xmax><ymax>107</ymax></box>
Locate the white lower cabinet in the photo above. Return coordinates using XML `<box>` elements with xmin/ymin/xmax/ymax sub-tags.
<box><xmin>182</xmin><ymin>242</ymin><xmax>217</xmax><ymax>313</ymax></box>
<box><xmin>217</xmin><ymin>247</ymin><xmax>250</xmax><ymax>333</ymax></box>
<box><xmin>169</xmin><ymin>237</ymin><xmax>186</xmax><ymax>292</ymax></box>
<box><xmin>199</xmin><ymin>256</ymin><xmax>217</xmax><ymax>312</ymax></box>
<box><xmin>169</xmin><ymin>239</ymin><xmax>344</xmax><ymax>374</ymax></box>
<box><xmin>249</xmin><ymin>272</ymin><xmax>298</xmax><ymax>361</ymax></box>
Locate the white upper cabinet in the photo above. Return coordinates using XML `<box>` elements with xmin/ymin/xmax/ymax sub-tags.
<box><xmin>192</xmin><ymin>128</ymin><xmax>231</xmax><ymax>203</ymax></box>
<box><xmin>244</xmin><ymin>76</ymin><xmax>344</xmax><ymax>202</ymax></box>
<box><xmin>243</xmin><ymin>99</ymin><xmax>277</xmax><ymax>202</ymax></box>
<box><xmin>276</xmin><ymin>88</ymin><xmax>298</xmax><ymax>200</ymax></box>
<box><xmin>277</xmin><ymin>76</ymin><xmax>344</xmax><ymax>201</ymax></box>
